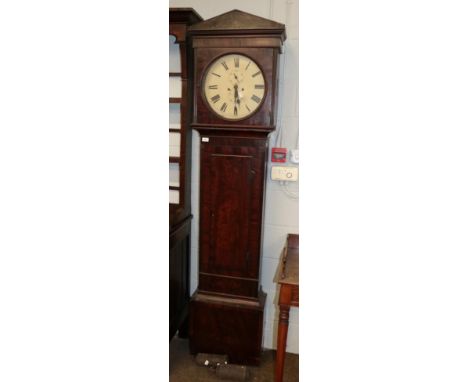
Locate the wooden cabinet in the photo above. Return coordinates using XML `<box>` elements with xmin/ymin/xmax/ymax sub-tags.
<box><xmin>169</xmin><ymin>8</ymin><xmax>202</xmax><ymax>341</ymax></box>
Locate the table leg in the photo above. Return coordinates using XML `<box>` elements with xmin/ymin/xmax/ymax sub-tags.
<box><xmin>275</xmin><ymin>304</ymin><xmax>290</xmax><ymax>382</ymax></box>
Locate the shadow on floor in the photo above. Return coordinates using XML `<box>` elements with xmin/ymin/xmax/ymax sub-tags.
<box><xmin>169</xmin><ymin>336</ymin><xmax>298</xmax><ymax>381</ymax></box>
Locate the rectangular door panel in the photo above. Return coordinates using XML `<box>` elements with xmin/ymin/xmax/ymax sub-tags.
<box><xmin>207</xmin><ymin>153</ymin><xmax>251</xmax><ymax>276</ymax></box>
<box><xmin>199</xmin><ymin>137</ymin><xmax>266</xmax><ymax>280</ymax></box>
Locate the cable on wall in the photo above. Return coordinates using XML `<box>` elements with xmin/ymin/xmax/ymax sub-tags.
<box><xmin>280</xmin><ymin>181</ymin><xmax>299</xmax><ymax>199</ymax></box>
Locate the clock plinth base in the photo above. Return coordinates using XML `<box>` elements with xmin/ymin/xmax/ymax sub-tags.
<box><xmin>189</xmin><ymin>290</ymin><xmax>266</xmax><ymax>366</ymax></box>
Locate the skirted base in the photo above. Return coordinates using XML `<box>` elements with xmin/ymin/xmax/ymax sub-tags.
<box><xmin>189</xmin><ymin>290</ymin><xmax>266</xmax><ymax>366</ymax></box>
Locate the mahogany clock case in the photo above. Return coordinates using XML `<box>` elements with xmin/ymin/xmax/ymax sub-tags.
<box><xmin>186</xmin><ymin>9</ymin><xmax>286</xmax><ymax>366</ymax></box>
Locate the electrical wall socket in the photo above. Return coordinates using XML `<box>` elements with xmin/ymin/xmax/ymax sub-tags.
<box><xmin>271</xmin><ymin>166</ymin><xmax>299</xmax><ymax>181</ymax></box>
<box><xmin>290</xmin><ymin>149</ymin><xmax>299</xmax><ymax>164</ymax></box>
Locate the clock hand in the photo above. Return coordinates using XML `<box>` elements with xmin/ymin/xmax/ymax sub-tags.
<box><xmin>234</xmin><ymin>84</ymin><xmax>241</xmax><ymax>105</ymax></box>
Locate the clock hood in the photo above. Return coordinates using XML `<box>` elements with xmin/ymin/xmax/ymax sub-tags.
<box><xmin>188</xmin><ymin>9</ymin><xmax>286</xmax><ymax>42</ymax></box>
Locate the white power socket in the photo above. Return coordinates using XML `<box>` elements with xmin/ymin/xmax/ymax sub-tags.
<box><xmin>290</xmin><ymin>149</ymin><xmax>299</xmax><ymax>164</ymax></box>
<box><xmin>271</xmin><ymin>166</ymin><xmax>299</xmax><ymax>181</ymax></box>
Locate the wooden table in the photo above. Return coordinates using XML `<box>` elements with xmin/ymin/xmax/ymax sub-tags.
<box><xmin>274</xmin><ymin>234</ymin><xmax>299</xmax><ymax>382</ymax></box>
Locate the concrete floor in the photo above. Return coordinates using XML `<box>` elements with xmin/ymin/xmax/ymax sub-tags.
<box><xmin>169</xmin><ymin>336</ymin><xmax>299</xmax><ymax>381</ymax></box>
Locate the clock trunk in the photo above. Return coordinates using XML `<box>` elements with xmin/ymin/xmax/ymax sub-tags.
<box><xmin>198</xmin><ymin>134</ymin><xmax>267</xmax><ymax>298</ymax></box>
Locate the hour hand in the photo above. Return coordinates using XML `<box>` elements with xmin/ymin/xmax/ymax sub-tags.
<box><xmin>234</xmin><ymin>84</ymin><xmax>241</xmax><ymax>104</ymax></box>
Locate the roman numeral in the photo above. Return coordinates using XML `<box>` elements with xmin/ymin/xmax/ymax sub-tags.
<box><xmin>211</xmin><ymin>94</ymin><xmax>220</xmax><ymax>103</ymax></box>
<box><xmin>208</xmin><ymin>85</ymin><xmax>218</xmax><ymax>89</ymax></box>
<box><xmin>255</xmin><ymin>84</ymin><xmax>264</xmax><ymax>89</ymax></box>
<box><xmin>251</xmin><ymin>95</ymin><xmax>261</xmax><ymax>104</ymax></box>
<box><xmin>245</xmin><ymin>105</ymin><xmax>251</xmax><ymax>112</ymax></box>
<box><xmin>220</xmin><ymin>103</ymin><xmax>227</xmax><ymax>112</ymax></box>
<box><xmin>252</xmin><ymin>71</ymin><xmax>261</xmax><ymax>78</ymax></box>
<box><xmin>234</xmin><ymin>106</ymin><xmax>238</xmax><ymax>116</ymax></box>
<box><xmin>212</xmin><ymin>72</ymin><xmax>221</xmax><ymax>77</ymax></box>
<box><xmin>234</xmin><ymin>57</ymin><xmax>239</xmax><ymax>68</ymax></box>
<box><xmin>245</xmin><ymin>61</ymin><xmax>251</xmax><ymax>70</ymax></box>
<box><xmin>221</xmin><ymin>61</ymin><xmax>229</xmax><ymax>70</ymax></box>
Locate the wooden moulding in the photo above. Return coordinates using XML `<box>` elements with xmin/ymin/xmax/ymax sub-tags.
<box><xmin>188</xmin><ymin>9</ymin><xmax>286</xmax><ymax>42</ymax></box>
<box><xmin>169</xmin><ymin>7</ymin><xmax>203</xmax><ymax>26</ymax></box>
<box><xmin>198</xmin><ymin>272</ymin><xmax>260</xmax><ymax>299</ymax></box>
<box><xmin>192</xmin><ymin>36</ymin><xmax>284</xmax><ymax>49</ymax></box>
<box><xmin>192</xmin><ymin>123</ymin><xmax>275</xmax><ymax>134</ymax></box>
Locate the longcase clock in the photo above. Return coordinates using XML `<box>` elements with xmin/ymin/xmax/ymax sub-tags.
<box><xmin>188</xmin><ymin>10</ymin><xmax>286</xmax><ymax>365</ymax></box>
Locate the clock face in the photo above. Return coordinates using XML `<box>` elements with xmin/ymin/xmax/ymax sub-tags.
<box><xmin>202</xmin><ymin>54</ymin><xmax>266</xmax><ymax>120</ymax></box>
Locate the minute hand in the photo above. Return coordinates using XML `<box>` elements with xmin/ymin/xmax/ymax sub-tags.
<box><xmin>234</xmin><ymin>84</ymin><xmax>240</xmax><ymax>104</ymax></box>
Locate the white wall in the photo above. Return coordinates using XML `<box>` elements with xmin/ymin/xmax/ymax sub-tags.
<box><xmin>170</xmin><ymin>0</ymin><xmax>299</xmax><ymax>354</ymax></box>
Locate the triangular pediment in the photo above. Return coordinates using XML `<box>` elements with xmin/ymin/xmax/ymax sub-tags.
<box><xmin>189</xmin><ymin>9</ymin><xmax>285</xmax><ymax>38</ymax></box>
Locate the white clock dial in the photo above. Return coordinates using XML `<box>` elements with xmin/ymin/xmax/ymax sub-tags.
<box><xmin>203</xmin><ymin>54</ymin><xmax>266</xmax><ymax>120</ymax></box>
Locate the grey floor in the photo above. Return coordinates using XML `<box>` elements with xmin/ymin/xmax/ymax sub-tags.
<box><xmin>169</xmin><ymin>336</ymin><xmax>299</xmax><ymax>381</ymax></box>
